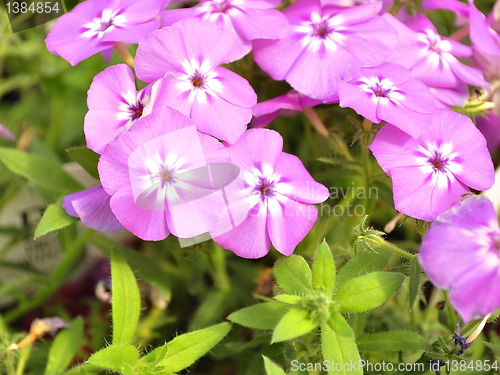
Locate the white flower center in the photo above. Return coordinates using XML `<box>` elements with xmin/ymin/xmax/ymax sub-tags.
<box><xmin>358</xmin><ymin>77</ymin><xmax>404</xmax><ymax>105</ymax></box>
<box><xmin>117</xmin><ymin>91</ymin><xmax>151</xmax><ymax>130</ymax></box>
<box><xmin>82</xmin><ymin>9</ymin><xmax>126</xmax><ymax>39</ymax></box>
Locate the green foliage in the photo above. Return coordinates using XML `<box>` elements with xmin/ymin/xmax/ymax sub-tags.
<box><xmin>111</xmin><ymin>248</ymin><xmax>141</xmax><ymax>344</ymax></box>
<box><xmin>312</xmin><ymin>240</ymin><xmax>335</xmax><ymax>295</ymax></box>
<box><xmin>0</xmin><ymin>147</ymin><xmax>81</xmax><ymax>193</ymax></box>
<box><xmin>35</xmin><ymin>196</ymin><xmax>77</xmax><ymax>238</ymax></box>
<box><xmin>273</xmin><ymin>255</ymin><xmax>312</xmax><ymax>295</ymax></box>
<box><xmin>326</xmin><ymin>312</ymin><xmax>354</xmax><ymax>338</ymax></box>
<box><xmin>227</xmin><ymin>302</ymin><xmax>290</xmax><ymax>330</ymax></box>
<box><xmin>67</xmin><ymin>146</ymin><xmax>100</xmax><ymax>179</ymax></box>
<box><xmin>272</xmin><ymin>308</ymin><xmax>317</xmax><ymax>343</ymax></box>
<box><xmin>87</xmin><ymin>344</ymin><xmax>139</xmax><ymax>375</ymax></box>
<box><xmin>356</xmin><ymin>331</ymin><xmax>429</xmax><ymax>351</ymax></box>
<box><xmin>409</xmin><ymin>258</ymin><xmax>421</xmax><ymax>308</ymax></box>
<box><xmin>321</xmin><ymin>322</ymin><xmax>362</xmax><ymax>375</ymax></box>
<box><xmin>44</xmin><ymin>317</ymin><xmax>84</xmax><ymax>375</ymax></box>
<box><xmin>263</xmin><ymin>355</ymin><xmax>287</xmax><ymax>375</ymax></box>
<box><xmin>334</xmin><ymin>272</ymin><xmax>405</xmax><ymax>313</ymax></box>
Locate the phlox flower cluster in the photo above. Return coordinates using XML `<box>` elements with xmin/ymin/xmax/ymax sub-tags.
<box><xmin>46</xmin><ymin>0</ymin><xmax>500</xmax><ymax>320</ymax></box>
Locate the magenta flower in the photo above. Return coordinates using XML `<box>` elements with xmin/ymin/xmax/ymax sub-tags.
<box><xmin>253</xmin><ymin>0</ymin><xmax>398</xmax><ymax>100</ymax></box>
<box><xmin>99</xmin><ymin>106</ymin><xmax>231</xmax><ymax>241</ymax></box>
<box><xmin>161</xmin><ymin>0</ymin><xmax>288</xmax><ymax>61</ymax></box>
<box><xmin>419</xmin><ymin>196</ymin><xmax>500</xmax><ymax>322</ymax></box>
<box><xmin>429</xmin><ymin>83</ymin><xmax>469</xmax><ymax>109</ymax></box>
<box><xmin>135</xmin><ymin>18</ymin><xmax>257</xmax><ymax>144</ymax></box>
<box><xmin>63</xmin><ymin>185</ymin><xmax>125</xmax><ymax>232</ymax></box>
<box><xmin>0</xmin><ymin>124</ymin><xmax>15</xmax><ymax>142</ymax></box>
<box><xmin>370</xmin><ymin>110</ymin><xmax>494</xmax><ymax>222</ymax></box>
<box><xmin>470</xmin><ymin>0</ymin><xmax>500</xmax><ymax>56</ymax></box>
<box><xmin>213</xmin><ymin>129</ymin><xmax>330</xmax><ymax>258</ymax></box>
<box><xmin>384</xmin><ymin>13</ymin><xmax>488</xmax><ymax>89</ymax></box>
<box><xmin>45</xmin><ymin>0</ymin><xmax>162</xmax><ymax>66</ymax></box>
<box><xmin>338</xmin><ymin>62</ymin><xmax>436</xmax><ymax>138</ymax></box>
<box><xmin>477</xmin><ymin>110</ymin><xmax>500</xmax><ymax>153</ymax></box>
<box><xmin>252</xmin><ymin>90</ymin><xmax>324</xmax><ymax>128</ymax></box>
<box><xmin>84</xmin><ymin>64</ymin><xmax>151</xmax><ymax>154</ymax></box>
<box><xmin>421</xmin><ymin>0</ymin><xmax>470</xmax><ymax>18</ymax></box>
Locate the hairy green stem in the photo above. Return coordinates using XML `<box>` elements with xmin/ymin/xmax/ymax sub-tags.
<box><xmin>370</xmin><ymin>237</ymin><xmax>416</xmax><ymax>261</ymax></box>
<box><xmin>211</xmin><ymin>242</ymin><xmax>231</xmax><ymax>292</ymax></box>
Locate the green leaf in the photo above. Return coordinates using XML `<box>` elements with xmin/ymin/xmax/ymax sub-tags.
<box><xmin>335</xmin><ymin>248</ymin><xmax>392</xmax><ymax>288</ymax></box>
<box><xmin>273</xmin><ymin>255</ymin><xmax>312</xmax><ymax>295</ymax></box>
<box><xmin>409</xmin><ymin>258</ymin><xmax>421</xmax><ymax>308</ymax></box>
<box><xmin>228</xmin><ymin>302</ymin><xmax>290</xmax><ymax>330</ymax></box>
<box><xmin>91</xmin><ymin>235</ymin><xmax>171</xmax><ymax>301</ymax></box>
<box><xmin>321</xmin><ymin>322</ymin><xmax>362</xmax><ymax>375</ymax></box>
<box><xmin>312</xmin><ymin>240</ymin><xmax>335</xmax><ymax>295</ymax></box>
<box><xmin>326</xmin><ymin>312</ymin><xmax>354</xmax><ymax>338</ymax></box>
<box><xmin>67</xmin><ymin>147</ymin><xmax>100</xmax><ymax>179</ymax></box>
<box><xmin>272</xmin><ymin>308</ymin><xmax>317</xmax><ymax>343</ymax></box>
<box><xmin>0</xmin><ymin>147</ymin><xmax>81</xmax><ymax>193</ymax></box>
<box><xmin>111</xmin><ymin>248</ymin><xmax>141</xmax><ymax>344</ymax></box>
<box><xmin>35</xmin><ymin>197</ymin><xmax>78</xmax><ymax>239</ymax></box>
<box><xmin>274</xmin><ymin>294</ymin><xmax>304</xmax><ymax>305</ymax></box>
<box><xmin>484</xmin><ymin>341</ymin><xmax>500</xmax><ymax>355</ymax></box>
<box><xmin>44</xmin><ymin>317</ymin><xmax>84</xmax><ymax>375</ymax></box>
<box><xmin>157</xmin><ymin>322</ymin><xmax>231</xmax><ymax>372</ymax></box>
<box><xmin>357</xmin><ymin>331</ymin><xmax>429</xmax><ymax>351</ymax></box>
<box><xmin>263</xmin><ymin>356</ymin><xmax>287</xmax><ymax>375</ymax></box>
<box><xmin>139</xmin><ymin>343</ymin><xmax>168</xmax><ymax>366</ymax></box>
<box><xmin>334</xmin><ymin>272</ymin><xmax>404</xmax><ymax>313</ymax></box>
<box><xmin>63</xmin><ymin>364</ymin><xmax>99</xmax><ymax>375</ymax></box>
<box><xmin>189</xmin><ymin>289</ymin><xmax>231</xmax><ymax>330</ymax></box>
<box><xmin>87</xmin><ymin>344</ymin><xmax>138</xmax><ymax>375</ymax></box>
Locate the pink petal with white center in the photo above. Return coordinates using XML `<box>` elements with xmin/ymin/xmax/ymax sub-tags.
<box><xmin>391</xmin><ymin>164</ymin><xmax>470</xmax><ymax>221</ymax></box>
<box><xmin>213</xmin><ymin>67</ymin><xmax>257</xmax><ymax>108</ymax></box>
<box><xmin>230</xmin><ymin>7</ymin><xmax>288</xmax><ymax>40</ymax></box>
<box><xmin>87</xmin><ymin>64</ymin><xmax>137</xmax><ymax>110</ymax></box>
<box><xmin>324</xmin><ymin>1</ymin><xmax>382</xmax><ymax>24</ymax></box>
<box><xmin>101</xmin><ymin>20</ymin><xmax>160</xmax><ymax>44</ymax></box>
<box><xmin>267</xmin><ymin>197</ymin><xmax>318</xmax><ymax>256</ymax></box>
<box><xmin>272</xmin><ymin>153</ymin><xmax>330</xmax><ymax>204</ymax></box>
<box><xmin>118</xmin><ymin>0</ymin><xmax>162</xmax><ymax>23</ymax></box>
<box><xmin>410</xmin><ymin>52</ymin><xmax>459</xmax><ymax>88</ymax></box>
<box><xmin>421</xmin><ymin>110</ymin><xmax>494</xmax><ymax>191</ymax></box>
<box><xmin>429</xmin><ymin>83</ymin><xmax>469</xmax><ymax>108</ymax></box>
<box><xmin>470</xmin><ymin>0</ymin><xmax>500</xmax><ymax>56</ymax></box>
<box><xmin>377</xmin><ymin>102</ymin><xmax>431</xmax><ymax>139</ymax></box>
<box><xmin>421</xmin><ymin>0</ymin><xmax>470</xmax><ymax>18</ymax></box>
<box><xmin>63</xmin><ymin>185</ymin><xmax>125</xmax><ymax>232</ymax></box>
<box><xmin>224</xmin><ymin>128</ymin><xmax>284</xmax><ymax>172</ymax></box>
<box><xmin>85</xmin><ymin>109</ymin><xmax>130</xmax><ymax>154</ymax></box>
<box><xmin>252</xmin><ymin>93</ymin><xmax>303</xmax><ymax>117</ymax></box>
<box><xmin>242</xmin><ymin>0</ymin><xmax>281</xmax><ymax>8</ymax></box>
<box><xmin>396</xmin><ymin>78</ymin><xmax>437</xmax><ymax>114</ymax></box>
<box><xmin>110</xmin><ymin>185</ymin><xmax>171</xmax><ymax>240</ymax></box>
<box><xmin>213</xmin><ymin>204</ymin><xmax>271</xmax><ymax>258</ymax></box>
<box><xmin>160</xmin><ymin>7</ymin><xmax>201</xmax><ymax>26</ymax></box>
<box><xmin>443</xmin><ymin>53</ymin><xmax>489</xmax><ymax>89</ymax></box>
<box><xmin>337</xmin><ymin>80</ymin><xmax>380</xmax><ymax>123</ymax></box>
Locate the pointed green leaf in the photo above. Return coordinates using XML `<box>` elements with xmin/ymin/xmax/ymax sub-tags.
<box><xmin>272</xmin><ymin>308</ymin><xmax>317</xmax><ymax>343</ymax></box>
<box><xmin>111</xmin><ymin>248</ymin><xmax>141</xmax><ymax>344</ymax></box>
<box><xmin>227</xmin><ymin>302</ymin><xmax>290</xmax><ymax>330</ymax></box>
<box><xmin>335</xmin><ymin>248</ymin><xmax>392</xmax><ymax>288</ymax></box>
<box><xmin>35</xmin><ymin>197</ymin><xmax>77</xmax><ymax>239</ymax></box>
<box><xmin>263</xmin><ymin>356</ymin><xmax>287</xmax><ymax>375</ymax></box>
<box><xmin>157</xmin><ymin>322</ymin><xmax>231</xmax><ymax>372</ymax></box>
<box><xmin>326</xmin><ymin>312</ymin><xmax>354</xmax><ymax>338</ymax></box>
<box><xmin>0</xmin><ymin>147</ymin><xmax>81</xmax><ymax>193</ymax></box>
<box><xmin>139</xmin><ymin>343</ymin><xmax>168</xmax><ymax>366</ymax></box>
<box><xmin>312</xmin><ymin>241</ymin><xmax>335</xmax><ymax>294</ymax></box>
<box><xmin>63</xmin><ymin>364</ymin><xmax>99</xmax><ymax>375</ymax></box>
<box><xmin>67</xmin><ymin>147</ymin><xmax>100</xmax><ymax>179</ymax></box>
<box><xmin>321</xmin><ymin>322</ymin><xmax>362</xmax><ymax>375</ymax></box>
<box><xmin>44</xmin><ymin>317</ymin><xmax>84</xmax><ymax>375</ymax></box>
<box><xmin>409</xmin><ymin>258</ymin><xmax>421</xmax><ymax>308</ymax></box>
<box><xmin>274</xmin><ymin>294</ymin><xmax>303</xmax><ymax>305</ymax></box>
<box><xmin>484</xmin><ymin>341</ymin><xmax>500</xmax><ymax>355</ymax></box>
<box><xmin>334</xmin><ymin>272</ymin><xmax>404</xmax><ymax>313</ymax></box>
<box><xmin>87</xmin><ymin>344</ymin><xmax>138</xmax><ymax>375</ymax></box>
<box><xmin>356</xmin><ymin>331</ymin><xmax>429</xmax><ymax>351</ymax></box>
<box><xmin>273</xmin><ymin>255</ymin><xmax>312</xmax><ymax>295</ymax></box>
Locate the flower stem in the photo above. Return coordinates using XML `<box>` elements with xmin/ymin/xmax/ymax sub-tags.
<box><xmin>114</xmin><ymin>42</ymin><xmax>135</xmax><ymax>69</ymax></box>
<box><xmin>371</xmin><ymin>237</ymin><xmax>416</xmax><ymax>261</ymax></box>
<box><xmin>303</xmin><ymin>106</ymin><xmax>329</xmax><ymax>137</ymax></box>
<box><xmin>449</xmin><ymin>26</ymin><xmax>470</xmax><ymax>42</ymax></box>
<box><xmin>211</xmin><ymin>243</ymin><xmax>231</xmax><ymax>292</ymax></box>
<box><xmin>444</xmin><ymin>290</ymin><xmax>457</xmax><ymax>333</ymax></box>
<box><xmin>15</xmin><ymin>344</ymin><xmax>31</xmax><ymax>375</ymax></box>
<box><xmin>362</xmin><ymin>118</ymin><xmax>373</xmax><ymax>133</ymax></box>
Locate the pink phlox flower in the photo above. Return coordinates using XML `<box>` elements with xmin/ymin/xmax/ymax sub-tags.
<box><xmin>338</xmin><ymin>62</ymin><xmax>437</xmax><ymax>138</ymax></box>
<box><xmin>45</xmin><ymin>0</ymin><xmax>162</xmax><ymax>66</ymax></box>
<box><xmin>384</xmin><ymin>13</ymin><xmax>488</xmax><ymax>90</ymax></box>
<box><xmin>321</xmin><ymin>0</ymin><xmax>392</xmax><ymax>14</ymax></box>
<box><xmin>421</xmin><ymin>0</ymin><xmax>470</xmax><ymax>18</ymax></box>
<box><xmin>99</xmin><ymin>106</ymin><xmax>233</xmax><ymax>241</ymax></box>
<box><xmin>135</xmin><ymin>18</ymin><xmax>257</xmax><ymax>144</ymax></box>
<box><xmin>84</xmin><ymin>64</ymin><xmax>152</xmax><ymax>154</ymax></box>
<box><xmin>251</xmin><ymin>90</ymin><xmax>328</xmax><ymax>128</ymax></box>
<box><xmin>161</xmin><ymin>0</ymin><xmax>288</xmax><ymax>61</ymax></box>
<box><xmin>212</xmin><ymin>128</ymin><xmax>330</xmax><ymax>258</ymax></box>
<box><xmin>63</xmin><ymin>185</ymin><xmax>125</xmax><ymax>232</ymax></box>
<box><xmin>370</xmin><ymin>110</ymin><xmax>494</xmax><ymax>222</ymax></box>
<box><xmin>419</xmin><ymin>195</ymin><xmax>500</xmax><ymax>322</ymax></box>
<box><xmin>477</xmin><ymin>109</ymin><xmax>500</xmax><ymax>153</ymax></box>
<box><xmin>470</xmin><ymin>0</ymin><xmax>500</xmax><ymax>56</ymax></box>
<box><xmin>253</xmin><ymin>0</ymin><xmax>398</xmax><ymax>100</ymax></box>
